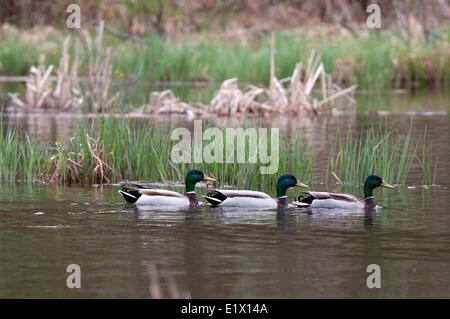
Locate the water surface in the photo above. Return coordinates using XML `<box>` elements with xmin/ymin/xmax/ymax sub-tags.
<box><xmin>1</xmin><ymin>90</ymin><xmax>449</xmax><ymax>298</ymax></box>
<box><xmin>0</xmin><ymin>183</ymin><xmax>449</xmax><ymax>298</ymax></box>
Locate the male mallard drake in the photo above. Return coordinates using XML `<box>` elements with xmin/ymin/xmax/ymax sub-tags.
<box><xmin>118</xmin><ymin>169</ymin><xmax>215</xmax><ymax>207</ymax></box>
<box><xmin>203</xmin><ymin>174</ymin><xmax>309</xmax><ymax>209</ymax></box>
<box><xmin>293</xmin><ymin>175</ymin><xmax>396</xmax><ymax>209</ymax></box>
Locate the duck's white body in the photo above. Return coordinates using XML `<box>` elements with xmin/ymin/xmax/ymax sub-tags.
<box><xmin>120</xmin><ymin>188</ymin><xmax>190</xmax><ymax>207</ymax></box>
<box><xmin>293</xmin><ymin>191</ymin><xmax>366</xmax><ymax>209</ymax></box>
<box><xmin>119</xmin><ymin>169</ymin><xmax>216</xmax><ymax>209</ymax></box>
<box><xmin>203</xmin><ymin>190</ymin><xmax>278</xmax><ymax>209</ymax></box>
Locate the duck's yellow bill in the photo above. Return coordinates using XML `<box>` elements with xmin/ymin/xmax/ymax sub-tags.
<box><xmin>381</xmin><ymin>181</ymin><xmax>396</xmax><ymax>189</ymax></box>
<box><xmin>296</xmin><ymin>181</ymin><xmax>309</xmax><ymax>188</ymax></box>
<box><xmin>203</xmin><ymin>175</ymin><xmax>216</xmax><ymax>182</ymax></box>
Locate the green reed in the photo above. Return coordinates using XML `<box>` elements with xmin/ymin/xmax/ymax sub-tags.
<box><xmin>29</xmin><ymin>115</ymin><xmax>314</xmax><ymax>190</ymax></box>
<box><xmin>419</xmin><ymin>127</ymin><xmax>437</xmax><ymax>186</ymax></box>
<box><xmin>0</xmin><ymin>117</ymin><xmax>436</xmax><ymax>188</ymax></box>
<box><xmin>0</xmin><ymin>124</ymin><xmax>51</xmax><ymax>182</ymax></box>
<box><xmin>326</xmin><ymin>122</ymin><xmax>434</xmax><ymax>186</ymax></box>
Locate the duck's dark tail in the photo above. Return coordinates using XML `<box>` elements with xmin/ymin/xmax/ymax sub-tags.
<box><xmin>295</xmin><ymin>194</ymin><xmax>315</xmax><ymax>207</ymax></box>
<box><xmin>202</xmin><ymin>191</ymin><xmax>227</xmax><ymax>206</ymax></box>
<box><xmin>118</xmin><ymin>187</ymin><xmax>142</xmax><ymax>204</ymax></box>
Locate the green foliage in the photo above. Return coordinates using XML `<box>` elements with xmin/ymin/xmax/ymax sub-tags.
<box><xmin>0</xmin><ymin>124</ymin><xmax>51</xmax><ymax>181</ymax></box>
<box><xmin>326</xmin><ymin>122</ymin><xmax>435</xmax><ymax>186</ymax></box>
<box><xmin>1</xmin><ymin>28</ymin><xmax>448</xmax><ymax>106</ymax></box>
<box><xmin>0</xmin><ymin>117</ymin><xmax>436</xmax><ymax>189</ymax></box>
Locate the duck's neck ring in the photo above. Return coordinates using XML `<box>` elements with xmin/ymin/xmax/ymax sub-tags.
<box><xmin>276</xmin><ymin>196</ymin><xmax>289</xmax><ymax>208</ymax></box>
<box><xmin>184</xmin><ymin>192</ymin><xmax>199</xmax><ymax>206</ymax></box>
<box><xmin>364</xmin><ymin>196</ymin><xmax>377</xmax><ymax>209</ymax></box>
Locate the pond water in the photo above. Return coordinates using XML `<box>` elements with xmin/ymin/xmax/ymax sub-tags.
<box><xmin>0</xmin><ymin>90</ymin><xmax>449</xmax><ymax>298</ymax></box>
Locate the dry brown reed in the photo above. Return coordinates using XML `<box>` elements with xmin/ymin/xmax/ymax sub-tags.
<box><xmin>208</xmin><ymin>78</ymin><xmax>267</xmax><ymax>116</ymax></box>
<box><xmin>8</xmin><ymin>21</ymin><xmax>118</xmax><ymax>112</ymax></box>
<box><xmin>265</xmin><ymin>32</ymin><xmax>357</xmax><ymax>116</ymax></box>
<box><xmin>8</xmin><ymin>37</ymin><xmax>81</xmax><ymax>111</ymax></box>
<box><xmin>77</xmin><ymin>21</ymin><xmax>119</xmax><ymax>112</ymax></box>
<box><xmin>85</xmin><ymin>133</ymin><xmax>115</xmax><ymax>183</ymax></box>
<box><xmin>8</xmin><ymin>24</ymin><xmax>356</xmax><ymax>117</ymax></box>
<box><xmin>147</xmin><ymin>34</ymin><xmax>356</xmax><ymax>117</ymax></box>
<box><xmin>140</xmin><ymin>89</ymin><xmax>204</xmax><ymax>118</ymax></box>
<box><xmin>50</xmin><ymin>133</ymin><xmax>115</xmax><ymax>184</ymax></box>
<box><xmin>50</xmin><ymin>141</ymin><xmax>82</xmax><ymax>184</ymax></box>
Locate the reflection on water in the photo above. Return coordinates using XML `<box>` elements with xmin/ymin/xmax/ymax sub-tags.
<box><xmin>2</xmin><ymin>89</ymin><xmax>449</xmax><ymax>140</ymax></box>
<box><xmin>0</xmin><ymin>183</ymin><xmax>449</xmax><ymax>298</ymax></box>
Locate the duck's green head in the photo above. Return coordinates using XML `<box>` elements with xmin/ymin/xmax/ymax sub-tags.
<box><xmin>185</xmin><ymin>169</ymin><xmax>215</xmax><ymax>193</ymax></box>
<box><xmin>276</xmin><ymin>174</ymin><xmax>309</xmax><ymax>198</ymax></box>
<box><xmin>364</xmin><ymin>175</ymin><xmax>396</xmax><ymax>198</ymax></box>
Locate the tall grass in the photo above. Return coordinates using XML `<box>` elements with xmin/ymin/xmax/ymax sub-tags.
<box><xmin>44</xmin><ymin>116</ymin><xmax>314</xmax><ymax>193</ymax></box>
<box><xmin>0</xmin><ymin>116</ymin><xmax>313</xmax><ymax>191</ymax></box>
<box><xmin>326</xmin><ymin>122</ymin><xmax>435</xmax><ymax>186</ymax></box>
<box><xmin>419</xmin><ymin>127</ymin><xmax>437</xmax><ymax>186</ymax></box>
<box><xmin>0</xmin><ymin>124</ymin><xmax>51</xmax><ymax>181</ymax></box>
<box><xmin>0</xmin><ymin>117</ymin><xmax>436</xmax><ymax>189</ymax></box>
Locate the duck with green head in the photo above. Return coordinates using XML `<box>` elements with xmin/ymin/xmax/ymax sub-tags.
<box><xmin>293</xmin><ymin>175</ymin><xmax>396</xmax><ymax>209</ymax></box>
<box><xmin>119</xmin><ymin>169</ymin><xmax>215</xmax><ymax>207</ymax></box>
<box><xmin>203</xmin><ymin>174</ymin><xmax>309</xmax><ymax>209</ymax></box>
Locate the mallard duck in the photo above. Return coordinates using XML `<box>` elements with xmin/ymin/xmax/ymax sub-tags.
<box><xmin>118</xmin><ymin>169</ymin><xmax>215</xmax><ymax>207</ymax></box>
<box><xmin>293</xmin><ymin>175</ymin><xmax>396</xmax><ymax>209</ymax></box>
<box><xmin>203</xmin><ymin>174</ymin><xmax>309</xmax><ymax>209</ymax></box>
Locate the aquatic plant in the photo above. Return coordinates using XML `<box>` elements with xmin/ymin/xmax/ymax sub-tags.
<box><xmin>0</xmin><ymin>117</ymin><xmax>437</xmax><ymax>188</ymax></box>
<box><xmin>7</xmin><ymin>22</ymin><xmax>119</xmax><ymax>112</ymax></box>
<box><xmin>418</xmin><ymin>127</ymin><xmax>437</xmax><ymax>186</ymax></box>
<box><xmin>8</xmin><ymin>38</ymin><xmax>81</xmax><ymax>111</ymax></box>
<box><xmin>143</xmin><ymin>46</ymin><xmax>357</xmax><ymax>117</ymax></box>
<box><xmin>0</xmin><ymin>124</ymin><xmax>51</xmax><ymax>181</ymax></box>
<box><xmin>2</xmin><ymin>28</ymin><xmax>449</xmax><ymax>109</ymax></box>
<box><xmin>140</xmin><ymin>89</ymin><xmax>204</xmax><ymax>118</ymax></box>
<box><xmin>326</xmin><ymin>122</ymin><xmax>436</xmax><ymax>186</ymax></box>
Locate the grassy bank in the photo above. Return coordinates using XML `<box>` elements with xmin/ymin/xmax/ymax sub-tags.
<box><xmin>0</xmin><ymin>117</ymin><xmax>435</xmax><ymax>188</ymax></box>
<box><xmin>1</xmin><ymin>28</ymin><xmax>448</xmax><ymax>105</ymax></box>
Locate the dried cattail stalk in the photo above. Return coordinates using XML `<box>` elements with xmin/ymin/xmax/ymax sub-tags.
<box><xmin>8</xmin><ymin>37</ymin><xmax>81</xmax><ymax>111</ymax></box>
<box><xmin>140</xmin><ymin>89</ymin><xmax>204</xmax><ymax>118</ymax></box>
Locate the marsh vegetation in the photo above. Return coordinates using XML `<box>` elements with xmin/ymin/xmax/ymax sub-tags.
<box><xmin>0</xmin><ymin>116</ymin><xmax>437</xmax><ymax>189</ymax></box>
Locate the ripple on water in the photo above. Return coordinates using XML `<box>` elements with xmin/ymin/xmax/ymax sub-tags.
<box><xmin>26</xmin><ymin>225</ymin><xmax>72</xmax><ymax>229</ymax></box>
